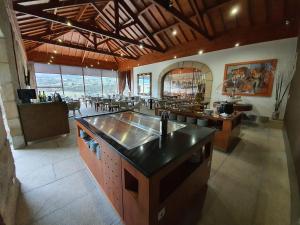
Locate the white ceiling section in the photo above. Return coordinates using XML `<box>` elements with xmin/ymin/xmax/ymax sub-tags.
<box><xmin>34</xmin><ymin>63</ymin><xmax>118</xmax><ymax>77</ymax></box>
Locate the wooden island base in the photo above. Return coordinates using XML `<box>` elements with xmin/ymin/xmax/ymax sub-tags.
<box><xmin>76</xmin><ymin>117</ymin><xmax>214</xmax><ymax>225</ymax></box>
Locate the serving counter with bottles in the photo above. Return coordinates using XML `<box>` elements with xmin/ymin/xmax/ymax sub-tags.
<box><xmin>18</xmin><ymin>102</ymin><xmax>69</xmax><ymax>144</ymax></box>
<box><xmin>155</xmin><ymin>108</ymin><xmax>242</xmax><ymax>152</ymax></box>
<box><xmin>76</xmin><ymin>111</ymin><xmax>215</xmax><ymax>225</ymax></box>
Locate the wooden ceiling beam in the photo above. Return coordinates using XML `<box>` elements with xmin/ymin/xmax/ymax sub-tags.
<box><xmin>22</xmin><ymin>35</ymin><xmax>138</xmax><ymax>60</ymax></box>
<box><xmin>119</xmin><ymin>0</ymin><xmax>163</xmax><ymax>50</ymax></box>
<box><xmin>189</xmin><ymin>0</ymin><xmax>208</xmax><ymax>35</ymax></box>
<box><xmin>147</xmin><ymin>0</ymin><xmax>212</xmax><ymax>40</ymax></box>
<box><xmin>75</xmin><ymin>4</ymin><xmax>90</xmax><ymax>21</ymax></box>
<box><xmin>27</xmin><ymin>51</ymin><xmax>118</xmax><ymax>70</ymax></box>
<box><xmin>114</xmin><ymin>0</ymin><xmax>120</xmax><ymax>34</ymax></box>
<box><xmin>13</xmin><ymin>0</ymin><xmax>106</xmax><ymax>11</ymax></box>
<box><xmin>120</xmin><ymin>21</ymin><xmax>135</xmax><ymax>30</ymax></box>
<box><xmin>14</xmin><ymin>3</ymin><xmax>164</xmax><ymax>53</ymax></box>
<box><xmin>26</xmin><ymin>28</ymin><xmax>72</xmax><ymax>52</ymax></box>
<box><xmin>75</xmin><ymin>29</ymin><xmax>95</xmax><ymax>46</ymax></box>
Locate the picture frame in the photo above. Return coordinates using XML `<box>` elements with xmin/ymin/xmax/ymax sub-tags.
<box><xmin>223</xmin><ymin>59</ymin><xmax>278</xmax><ymax>97</ymax></box>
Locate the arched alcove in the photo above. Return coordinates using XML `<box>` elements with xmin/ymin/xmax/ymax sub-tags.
<box><xmin>158</xmin><ymin>61</ymin><xmax>213</xmax><ymax>99</ymax></box>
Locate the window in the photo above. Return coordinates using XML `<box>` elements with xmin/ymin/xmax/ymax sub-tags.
<box><xmin>62</xmin><ymin>74</ymin><xmax>84</xmax><ymax>99</ymax></box>
<box><xmin>34</xmin><ymin>63</ymin><xmax>119</xmax><ymax>99</ymax></box>
<box><xmin>137</xmin><ymin>73</ymin><xmax>151</xmax><ymax>96</ymax></box>
<box><xmin>84</xmin><ymin>75</ymin><xmax>102</xmax><ymax>97</ymax></box>
<box><xmin>35</xmin><ymin>73</ymin><xmax>63</xmax><ymax>95</ymax></box>
<box><xmin>102</xmin><ymin>70</ymin><xmax>118</xmax><ymax>96</ymax></box>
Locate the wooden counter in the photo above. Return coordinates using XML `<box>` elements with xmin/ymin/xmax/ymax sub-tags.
<box><xmin>76</xmin><ymin>111</ymin><xmax>215</xmax><ymax>225</ymax></box>
<box><xmin>18</xmin><ymin>102</ymin><xmax>69</xmax><ymax>144</ymax></box>
<box><xmin>155</xmin><ymin>108</ymin><xmax>241</xmax><ymax>152</ymax></box>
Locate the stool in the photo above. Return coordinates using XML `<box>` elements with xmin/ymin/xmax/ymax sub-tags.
<box><xmin>177</xmin><ymin>115</ymin><xmax>186</xmax><ymax>122</ymax></box>
<box><xmin>186</xmin><ymin>117</ymin><xmax>196</xmax><ymax>124</ymax></box>
<box><xmin>197</xmin><ymin>119</ymin><xmax>208</xmax><ymax>127</ymax></box>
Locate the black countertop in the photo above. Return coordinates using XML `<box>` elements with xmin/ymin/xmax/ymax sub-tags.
<box><xmin>76</xmin><ymin>111</ymin><xmax>215</xmax><ymax>177</ymax></box>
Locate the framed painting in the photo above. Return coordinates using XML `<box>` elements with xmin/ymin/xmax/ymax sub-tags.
<box><xmin>223</xmin><ymin>59</ymin><xmax>277</xmax><ymax>97</ymax></box>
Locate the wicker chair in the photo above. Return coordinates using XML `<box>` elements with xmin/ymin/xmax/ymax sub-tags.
<box><xmin>67</xmin><ymin>100</ymin><xmax>81</xmax><ymax>117</ymax></box>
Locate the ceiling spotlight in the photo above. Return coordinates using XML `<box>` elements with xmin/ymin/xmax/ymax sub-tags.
<box><xmin>97</xmin><ymin>61</ymin><xmax>99</xmax><ymax>65</ymax></box>
<box><xmin>169</xmin><ymin>0</ymin><xmax>173</xmax><ymax>7</ymax></box>
<box><xmin>172</xmin><ymin>29</ymin><xmax>177</xmax><ymax>36</ymax></box>
<box><xmin>139</xmin><ymin>44</ymin><xmax>144</xmax><ymax>49</ymax></box>
<box><xmin>90</xmin><ymin>64</ymin><xmax>93</xmax><ymax>67</ymax></box>
<box><xmin>198</xmin><ymin>50</ymin><xmax>204</xmax><ymax>55</ymax></box>
<box><xmin>174</xmin><ymin>56</ymin><xmax>177</xmax><ymax>59</ymax></box>
<box><xmin>85</xmin><ymin>66</ymin><xmax>88</xmax><ymax>68</ymax></box>
<box><xmin>51</xmin><ymin>56</ymin><xmax>54</xmax><ymax>59</ymax></box>
<box><xmin>235</xmin><ymin>42</ymin><xmax>240</xmax><ymax>47</ymax></box>
<box><xmin>58</xmin><ymin>38</ymin><xmax>63</xmax><ymax>43</ymax></box>
<box><xmin>53</xmin><ymin>50</ymin><xmax>57</xmax><ymax>54</ymax></box>
<box><xmin>121</xmin><ymin>53</ymin><xmax>124</xmax><ymax>56</ymax></box>
<box><xmin>230</xmin><ymin>6</ymin><xmax>239</xmax><ymax>16</ymax></box>
<box><xmin>49</xmin><ymin>60</ymin><xmax>53</xmax><ymax>63</ymax></box>
<box><xmin>105</xmin><ymin>59</ymin><xmax>108</xmax><ymax>61</ymax></box>
<box><xmin>285</xmin><ymin>19</ymin><xmax>290</xmax><ymax>25</ymax></box>
<box><xmin>47</xmin><ymin>62</ymin><xmax>51</xmax><ymax>65</ymax></box>
<box><xmin>66</xmin><ymin>21</ymin><xmax>72</xmax><ymax>26</ymax></box>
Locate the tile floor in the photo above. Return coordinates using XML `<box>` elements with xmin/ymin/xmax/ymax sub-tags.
<box><xmin>13</xmin><ymin>106</ymin><xmax>290</xmax><ymax>225</ymax></box>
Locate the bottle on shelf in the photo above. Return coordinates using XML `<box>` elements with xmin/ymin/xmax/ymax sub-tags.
<box><xmin>42</xmin><ymin>91</ymin><xmax>47</xmax><ymax>102</ymax></box>
<box><xmin>38</xmin><ymin>91</ymin><xmax>42</xmax><ymax>102</ymax></box>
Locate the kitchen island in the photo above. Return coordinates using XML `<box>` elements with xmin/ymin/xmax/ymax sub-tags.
<box><xmin>76</xmin><ymin>111</ymin><xmax>215</xmax><ymax>225</ymax></box>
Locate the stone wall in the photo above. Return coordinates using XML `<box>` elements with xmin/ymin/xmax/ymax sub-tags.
<box><xmin>0</xmin><ymin>96</ymin><xmax>20</xmax><ymax>225</ymax></box>
<box><xmin>0</xmin><ymin>0</ymin><xmax>26</xmax><ymax>148</ymax></box>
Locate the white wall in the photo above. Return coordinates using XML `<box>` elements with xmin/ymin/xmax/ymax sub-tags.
<box><xmin>133</xmin><ymin>38</ymin><xmax>298</xmax><ymax>118</ymax></box>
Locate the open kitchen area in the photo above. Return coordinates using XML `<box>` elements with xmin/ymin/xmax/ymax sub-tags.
<box><xmin>0</xmin><ymin>0</ymin><xmax>299</xmax><ymax>225</ymax></box>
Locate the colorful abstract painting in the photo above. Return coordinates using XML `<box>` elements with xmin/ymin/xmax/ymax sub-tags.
<box><xmin>223</xmin><ymin>59</ymin><xmax>277</xmax><ymax>97</ymax></box>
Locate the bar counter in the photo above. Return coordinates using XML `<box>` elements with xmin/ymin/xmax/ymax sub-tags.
<box><xmin>76</xmin><ymin>111</ymin><xmax>215</xmax><ymax>225</ymax></box>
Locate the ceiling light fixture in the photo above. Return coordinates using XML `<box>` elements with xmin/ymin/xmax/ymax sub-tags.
<box><xmin>66</xmin><ymin>21</ymin><xmax>72</xmax><ymax>26</ymax></box>
<box><xmin>230</xmin><ymin>6</ymin><xmax>239</xmax><ymax>16</ymax></box>
<box><xmin>121</xmin><ymin>53</ymin><xmax>124</xmax><ymax>56</ymax></box>
<box><xmin>235</xmin><ymin>42</ymin><xmax>240</xmax><ymax>47</ymax></box>
<box><xmin>90</xmin><ymin>64</ymin><xmax>93</xmax><ymax>67</ymax></box>
<box><xmin>51</xmin><ymin>56</ymin><xmax>54</xmax><ymax>59</ymax></box>
<box><xmin>169</xmin><ymin>0</ymin><xmax>173</xmax><ymax>7</ymax></box>
<box><xmin>198</xmin><ymin>50</ymin><xmax>204</xmax><ymax>55</ymax></box>
<box><xmin>97</xmin><ymin>61</ymin><xmax>100</xmax><ymax>65</ymax></box>
<box><xmin>58</xmin><ymin>38</ymin><xmax>63</xmax><ymax>43</ymax></box>
<box><xmin>48</xmin><ymin>62</ymin><xmax>51</xmax><ymax>65</ymax></box>
<box><xmin>53</xmin><ymin>50</ymin><xmax>57</xmax><ymax>54</ymax></box>
<box><xmin>174</xmin><ymin>56</ymin><xmax>177</xmax><ymax>59</ymax></box>
<box><xmin>139</xmin><ymin>43</ymin><xmax>144</xmax><ymax>49</ymax></box>
<box><xmin>285</xmin><ymin>19</ymin><xmax>290</xmax><ymax>25</ymax></box>
<box><xmin>172</xmin><ymin>29</ymin><xmax>177</xmax><ymax>36</ymax></box>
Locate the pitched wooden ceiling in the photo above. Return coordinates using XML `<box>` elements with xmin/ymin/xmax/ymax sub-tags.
<box><xmin>13</xmin><ymin>0</ymin><xmax>298</xmax><ymax>69</ymax></box>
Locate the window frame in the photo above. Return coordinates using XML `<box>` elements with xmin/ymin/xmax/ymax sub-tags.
<box><xmin>137</xmin><ymin>73</ymin><xmax>152</xmax><ymax>96</ymax></box>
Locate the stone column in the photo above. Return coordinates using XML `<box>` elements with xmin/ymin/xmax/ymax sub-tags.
<box><xmin>0</xmin><ymin>96</ymin><xmax>20</xmax><ymax>225</ymax></box>
<box><xmin>0</xmin><ymin>0</ymin><xmax>25</xmax><ymax>148</ymax></box>
<box><xmin>0</xmin><ymin>37</ymin><xmax>25</xmax><ymax>148</ymax></box>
